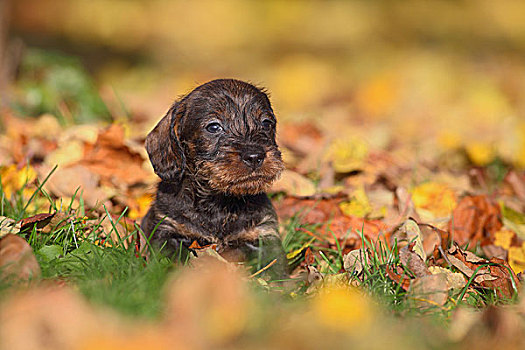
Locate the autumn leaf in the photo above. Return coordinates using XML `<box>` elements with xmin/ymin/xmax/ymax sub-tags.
<box><xmin>312</xmin><ymin>285</ymin><xmax>374</xmax><ymax>333</ymax></box>
<box><xmin>508</xmin><ymin>244</ymin><xmax>525</xmax><ymax>274</ymax></box>
<box><xmin>409</xmin><ymin>274</ymin><xmax>448</xmax><ymax>307</ymax></box>
<box><xmin>355</xmin><ymin>73</ymin><xmax>399</xmax><ymax>119</ymax></box>
<box><xmin>0</xmin><ymin>216</ymin><xmax>21</xmax><ymax>238</ymax></box>
<box><xmin>128</xmin><ymin>193</ymin><xmax>154</xmax><ymax>220</ymax></box>
<box><xmin>449</xmin><ymin>195</ymin><xmax>502</xmax><ymax>246</ymax></box>
<box><xmin>399</xmin><ymin>242</ymin><xmax>430</xmax><ymax>278</ymax></box>
<box><xmin>79</xmin><ymin>124</ymin><xmax>152</xmax><ymax>186</ymax></box>
<box><xmin>493</xmin><ymin>229</ymin><xmax>516</xmax><ymax>250</ymax></box>
<box><xmin>0</xmin><ymin>234</ymin><xmax>41</xmax><ymax>281</ymax></box>
<box><xmin>339</xmin><ymin>187</ymin><xmax>373</xmax><ymax>219</ymax></box>
<box><xmin>271</xmin><ymin>169</ymin><xmax>316</xmax><ymax>197</ymax></box>
<box><xmin>444</xmin><ymin>244</ymin><xmax>519</xmax><ymax>299</ymax></box>
<box><xmin>165</xmin><ymin>258</ymin><xmax>251</xmax><ymax>344</ymax></box>
<box><xmin>19</xmin><ymin>212</ymin><xmax>56</xmax><ymax>233</ymax></box>
<box><xmin>411</xmin><ymin>182</ymin><xmax>457</xmax><ymax>218</ymax></box>
<box><xmin>0</xmin><ymin>164</ymin><xmax>38</xmax><ymax>199</ymax></box>
<box><xmin>465</xmin><ymin>141</ymin><xmax>496</xmax><ymax>166</ymax></box>
<box><xmin>324</xmin><ymin>137</ymin><xmax>368</xmax><ymax>173</ymax></box>
<box><xmin>428</xmin><ymin>266</ymin><xmax>466</xmax><ymax>290</ymax></box>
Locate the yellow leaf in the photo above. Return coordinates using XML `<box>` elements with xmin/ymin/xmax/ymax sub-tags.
<box><xmin>355</xmin><ymin>73</ymin><xmax>399</xmax><ymax>119</ymax></box>
<box><xmin>339</xmin><ymin>187</ymin><xmax>372</xmax><ymax>218</ymax></box>
<box><xmin>0</xmin><ymin>165</ymin><xmax>38</xmax><ymax>199</ymax></box>
<box><xmin>411</xmin><ymin>182</ymin><xmax>457</xmax><ymax>218</ymax></box>
<box><xmin>493</xmin><ymin>229</ymin><xmax>515</xmax><ymax>250</ymax></box>
<box><xmin>271</xmin><ymin>170</ymin><xmax>316</xmax><ymax>197</ymax></box>
<box><xmin>437</xmin><ymin>130</ymin><xmax>461</xmax><ymax>150</ymax></box>
<box><xmin>325</xmin><ymin>137</ymin><xmax>368</xmax><ymax>173</ymax></box>
<box><xmin>286</xmin><ymin>237</ymin><xmax>316</xmax><ymax>260</ymax></box>
<box><xmin>312</xmin><ymin>285</ymin><xmax>374</xmax><ymax>332</ymax></box>
<box><xmin>465</xmin><ymin>141</ymin><xmax>495</xmax><ymax>166</ymax></box>
<box><xmin>128</xmin><ymin>193</ymin><xmax>154</xmax><ymax>220</ymax></box>
<box><xmin>45</xmin><ymin>140</ymin><xmax>84</xmax><ymax>167</ymax></box>
<box><xmin>509</xmin><ymin>243</ymin><xmax>525</xmax><ymax>274</ymax></box>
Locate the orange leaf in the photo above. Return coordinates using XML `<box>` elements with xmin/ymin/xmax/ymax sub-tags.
<box><xmin>448</xmin><ymin>195</ymin><xmax>502</xmax><ymax>246</ymax></box>
<box><xmin>0</xmin><ymin>234</ymin><xmax>41</xmax><ymax>281</ymax></box>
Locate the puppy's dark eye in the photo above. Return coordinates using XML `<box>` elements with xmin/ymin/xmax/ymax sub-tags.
<box><xmin>206</xmin><ymin>122</ymin><xmax>223</xmax><ymax>134</ymax></box>
<box><xmin>261</xmin><ymin>118</ymin><xmax>274</xmax><ymax>130</ymax></box>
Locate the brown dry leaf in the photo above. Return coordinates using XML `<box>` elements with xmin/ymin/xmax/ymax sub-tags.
<box><xmin>483</xmin><ymin>257</ymin><xmax>520</xmax><ymax>299</ymax></box>
<box><xmin>164</xmin><ymin>258</ymin><xmax>252</xmax><ymax>346</ymax></box>
<box><xmin>343</xmin><ymin>249</ymin><xmax>369</xmax><ymax>276</ymax></box>
<box><xmin>409</xmin><ymin>274</ymin><xmax>448</xmax><ymax>307</ymax></box>
<box><xmin>325</xmin><ymin>215</ymin><xmax>387</xmax><ymax>243</ymax></box>
<box><xmin>271</xmin><ymin>169</ymin><xmax>316</xmax><ymax>197</ymax></box>
<box><xmin>481</xmin><ymin>244</ymin><xmax>508</xmax><ymax>260</ymax></box>
<box><xmin>399</xmin><ymin>242</ymin><xmax>430</xmax><ymax>278</ymax></box>
<box><xmin>448</xmin><ymin>195</ymin><xmax>502</xmax><ymax>246</ymax></box>
<box><xmin>504</xmin><ymin>171</ymin><xmax>525</xmax><ymax>201</ymax></box>
<box><xmin>0</xmin><ymin>216</ymin><xmax>21</xmax><ymax>238</ymax></box>
<box><xmin>41</xmin><ymin>164</ymin><xmax>110</xmax><ymax>208</ymax></box>
<box><xmin>0</xmin><ymin>234</ymin><xmax>41</xmax><ymax>281</ymax></box>
<box><xmin>0</xmin><ymin>286</ymin><xmax>100</xmax><ymax>350</ymax></box>
<box><xmin>0</xmin><ymin>285</ymin><xmax>173</xmax><ymax>350</ymax></box>
<box><xmin>44</xmin><ymin>139</ymin><xmax>84</xmax><ymax>167</ymax></box>
<box><xmin>276</xmin><ymin>196</ymin><xmax>388</xmax><ymax>246</ymax></box>
<box><xmin>19</xmin><ymin>213</ymin><xmax>56</xmax><ymax>233</ymax></box>
<box><xmin>448</xmin><ymin>308</ymin><xmax>480</xmax><ymax>342</ymax></box>
<box><xmin>428</xmin><ymin>266</ymin><xmax>466</xmax><ymax>290</ymax></box>
<box><xmin>393</xmin><ymin>186</ymin><xmax>420</xmax><ymax>223</ymax></box>
<box><xmin>275</xmin><ymin>196</ymin><xmax>344</xmax><ymax>223</ymax></box>
<box><xmin>418</xmin><ymin>223</ymin><xmax>449</xmax><ymax>256</ymax></box>
<box><xmin>79</xmin><ymin>124</ymin><xmax>151</xmax><ymax>186</ymax></box>
<box><xmin>445</xmin><ymin>244</ymin><xmax>519</xmax><ymax>299</ymax></box>
<box><xmin>306</xmin><ymin>265</ymin><xmax>324</xmax><ymax>286</ymax></box>
<box><xmin>385</xmin><ymin>265</ymin><xmax>411</xmax><ymax>291</ymax></box>
<box><xmin>41</xmin><ymin>212</ymin><xmax>71</xmax><ymax>234</ymax></box>
<box><xmin>278</xmin><ymin>121</ymin><xmax>324</xmax><ymax>157</ymax></box>
<box><xmin>450</xmin><ymin>306</ymin><xmax>525</xmax><ymax>348</ymax></box>
<box><xmin>391</xmin><ymin>219</ymin><xmax>426</xmax><ymax>261</ymax></box>
<box><xmin>304</xmin><ymin>247</ymin><xmax>315</xmax><ymax>265</ymax></box>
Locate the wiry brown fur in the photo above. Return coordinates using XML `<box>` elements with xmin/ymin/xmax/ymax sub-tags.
<box><xmin>141</xmin><ymin>79</ymin><xmax>286</xmax><ymax>275</ymax></box>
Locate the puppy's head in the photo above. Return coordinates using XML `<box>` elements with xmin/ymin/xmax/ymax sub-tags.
<box><xmin>146</xmin><ymin>79</ymin><xmax>284</xmax><ymax>195</ymax></box>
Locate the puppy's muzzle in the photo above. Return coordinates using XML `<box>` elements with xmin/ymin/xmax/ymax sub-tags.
<box><xmin>241</xmin><ymin>146</ymin><xmax>266</xmax><ymax>170</ymax></box>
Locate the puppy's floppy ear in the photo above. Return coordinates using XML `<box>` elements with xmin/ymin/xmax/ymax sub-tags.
<box><xmin>146</xmin><ymin>103</ymin><xmax>186</xmax><ymax>182</ymax></box>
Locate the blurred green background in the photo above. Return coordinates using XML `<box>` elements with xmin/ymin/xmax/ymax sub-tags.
<box><xmin>2</xmin><ymin>0</ymin><xmax>525</xmax><ymax>166</ymax></box>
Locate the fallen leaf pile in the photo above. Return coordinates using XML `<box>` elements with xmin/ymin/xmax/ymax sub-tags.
<box><xmin>0</xmin><ymin>113</ymin><xmax>155</xmax><ymax>215</ymax></box>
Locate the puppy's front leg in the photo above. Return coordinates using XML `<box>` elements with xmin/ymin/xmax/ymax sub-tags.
<box><xmin>223</xmin><ymin>225</ymin><xmax>288</xmax><ymax>279</ymax></box>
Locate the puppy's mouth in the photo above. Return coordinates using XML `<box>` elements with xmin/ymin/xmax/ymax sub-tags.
<box><xmin>197</xmin><ymin>148</ymin><xmax>284</xmax><ymax>196</ymax></box>
<box><xmin>229</xmin><ymin>173</ymin><xmax>277</xmax><ymax>187</ymax></box>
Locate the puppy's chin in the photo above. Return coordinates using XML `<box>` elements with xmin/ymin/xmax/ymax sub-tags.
<box><xmin>222</xmin><ymin>177</ymin><xmax>274</xmax><ymax>196</ymax></box>
<box><xmin>208</xmin><ymin>171</ymin><xmax>282</xmax><ymax>196</ymax></box>
<box><xmin>199</xmin><ymin>154</ymin><xmax>284</xmax><ymax>196</ymax></box>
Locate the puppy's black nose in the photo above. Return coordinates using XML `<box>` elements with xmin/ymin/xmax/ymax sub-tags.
<box><xmin>241</xmin><ymin>151</ymin><xmax>265</xmax><ymax>170</ymax></box>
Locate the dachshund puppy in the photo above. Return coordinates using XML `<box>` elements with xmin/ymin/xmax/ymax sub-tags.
<box><xmin>142</xmin><ymin>79</ymin><xmax>286</xmax><ymax>275</ymax></box>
